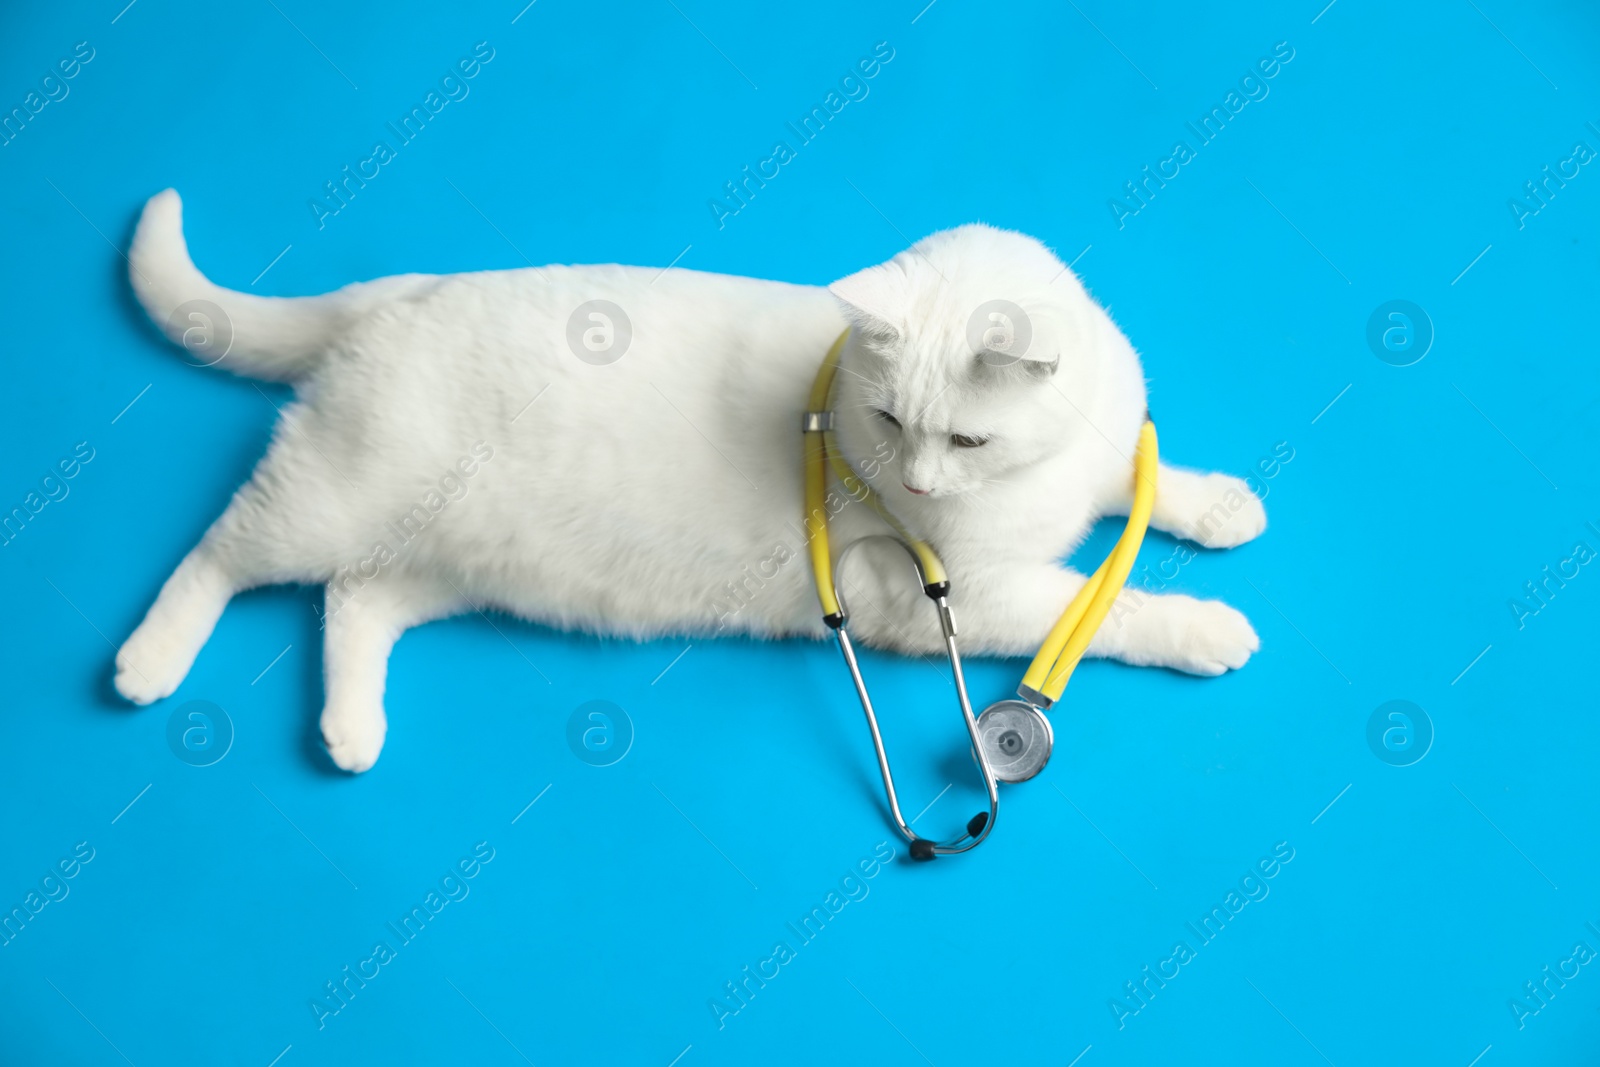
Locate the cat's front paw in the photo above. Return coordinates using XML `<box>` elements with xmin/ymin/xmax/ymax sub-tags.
<box><xmin>1171</xmin><ymin>599</ymin><xmax>1259</xmax><ymax>676</ymax></box>
<box><xmin>1182</xmin><ymin>475</ymin><xmax>1267</xmax><ymax>549</ymax></box>
<box><xmin>321</xmin><ymin>705</ymin><xmax>386</xmax><ymax>773</ymax></box>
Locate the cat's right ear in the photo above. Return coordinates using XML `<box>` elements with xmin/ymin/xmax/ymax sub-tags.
<box><xmin>828</xmin><ymin>263</ymin><xmax>904</xmax><ymax>345</ymax></box>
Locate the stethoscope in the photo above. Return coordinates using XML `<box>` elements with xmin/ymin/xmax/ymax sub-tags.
<box><xmin>803</xmin><ymin>329</ymin><xmax>1158</xmax><ymax>859</ymax></box>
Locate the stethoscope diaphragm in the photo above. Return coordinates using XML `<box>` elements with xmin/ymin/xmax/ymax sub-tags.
<box><xmin>973</xmin><ymin>700</ymin><xmax>1054</xmax><ymax>783</ymax></box>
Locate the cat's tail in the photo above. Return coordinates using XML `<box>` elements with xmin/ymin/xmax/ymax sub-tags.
<box><xmin>128</xmin><ymin>189</ymin><xmax>423</xmax><ymax>382</ymax></box>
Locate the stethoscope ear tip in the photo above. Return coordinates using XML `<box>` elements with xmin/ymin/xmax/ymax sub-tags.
<box><xmin>907</xmin><ymin>810</ymin><xmax>991</xmax><ymax>862</ymax></box>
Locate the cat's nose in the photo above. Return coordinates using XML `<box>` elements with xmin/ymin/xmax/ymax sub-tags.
<box><xmin>902</xmin><ymin>482</ymin><xmax>929</xmax><ymax>495</ymax></box>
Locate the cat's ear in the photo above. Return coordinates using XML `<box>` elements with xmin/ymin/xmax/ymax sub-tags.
<box><xmin>979</xmin><ymin>350</ymin><xmax>1061</xmax><ymax>381</ymax></box>
<box><xmin>828</xmin><ymin>263</ymin><xmax>905</xmax><ymax>344</ymax></box>
<box><xmin>974</xmin><ymin>309</ymin><xmax>1065</xmax><ymax>380</ymax></box>
<box><xmin>1017</xmin><ymin>318</ymin><xmax>1063</xmax><ymax>378</ymax></box>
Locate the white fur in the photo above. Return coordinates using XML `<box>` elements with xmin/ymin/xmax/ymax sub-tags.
<box><xmin>116</xmin><ymin>190</ymin><xmax>1265</xmax><ymax>772</ymax></box>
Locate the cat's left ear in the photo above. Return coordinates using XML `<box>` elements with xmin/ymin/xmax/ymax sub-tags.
<box><xmin>977</xmin><ymin>311</ymin><xmax>1065</xmax><ymax>380</ymax></box>
<box><xmin>828</xmin><ymin>262</ymin><xmax>906</xmax><ymax>343</ymax></box>
<box><xmin>1022</xmin><ymin>319</ymin><xmax>1064</xmax><ymax>379</ymax></box>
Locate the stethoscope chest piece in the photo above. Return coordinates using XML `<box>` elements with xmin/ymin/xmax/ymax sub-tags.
<box><xmin>974</xmin><ymin>700</ymin><xmax>1054</xmax><ymax>783</ymax></box>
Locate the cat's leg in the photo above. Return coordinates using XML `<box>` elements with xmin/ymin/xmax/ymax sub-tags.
<box><xmin>318</xmin><ymin>572</ymin><xmax>465</xmax><ymax>773</ymax></box>
<box><xmin>851</xmin><ymin>560</ymin><xmax>1257</xmax><ymax>676</ymax></box>
<box><xmin>1121</xmin><ymin>463</ymin><xmax>1267</xmax><ymax>549</ymax></box>
<box><xmin>1087</xmin><ymin>583</ymin><xmax>1258</xmax><ymax>676</ymax></box>
<box><xmin>114</xmin><ymin>484</ymin><xmax>295</xmax><ymax>704</ymax></box>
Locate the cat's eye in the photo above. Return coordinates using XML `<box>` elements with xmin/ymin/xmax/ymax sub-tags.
<box><xmin>952</xmin><ymin>433</ymin><xmax>990</xmax><ymax>448</ymax></box>
<box><xmin>874</xmin><ymin>409</ymin><xmax>901</xmax><ymax>428</ymax></box>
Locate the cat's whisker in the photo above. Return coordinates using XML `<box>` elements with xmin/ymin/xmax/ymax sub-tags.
<box><xmin>830</xmin><ymin>363</ymin><xmax>879</xmax><ymax>385</ymax></box>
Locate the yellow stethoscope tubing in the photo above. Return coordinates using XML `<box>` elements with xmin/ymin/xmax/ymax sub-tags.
<box><xmin>804</xmin><ymin>330</ymin><xmax>945</xmax><ymax>623</ymax></box>
<box><xmin>1024</xmin><ymin>421</ymin><xmax>1159</xmax><ymax>701</ymax></box>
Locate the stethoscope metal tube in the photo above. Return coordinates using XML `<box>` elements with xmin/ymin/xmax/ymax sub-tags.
<box><xmin>828</xmin><ymin>536</ymin><xmax>999</xmax><ymax>859</ymax></box>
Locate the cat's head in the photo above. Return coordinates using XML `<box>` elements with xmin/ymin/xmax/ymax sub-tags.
<box><xmin>829</xmin><ymin>224</ymin><xmax>1093</xmax><ymax>499</ymax></box>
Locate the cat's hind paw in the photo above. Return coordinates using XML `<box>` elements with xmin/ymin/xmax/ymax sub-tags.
<box><xmin>321</xmin><ymin>704</ymin><xmax>386</xmax><ymax>773</ymax></box>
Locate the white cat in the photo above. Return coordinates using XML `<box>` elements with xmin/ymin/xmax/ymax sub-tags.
<box><xmin>116</xmin><ymin>189</ymin><xmax>1265</xmax><ymax>772</ymax></box>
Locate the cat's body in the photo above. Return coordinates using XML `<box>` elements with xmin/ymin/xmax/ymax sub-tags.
<box><xmin>116</xmin><ymin>190</ymin><xmax>1265</xmax><ymax>771</ymax></box>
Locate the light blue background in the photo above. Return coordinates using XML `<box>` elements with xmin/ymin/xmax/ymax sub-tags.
<box><xmin>1</xmin><ymin>1</ymin><xmax>1596</xmax><ymax>1064</ymax></box>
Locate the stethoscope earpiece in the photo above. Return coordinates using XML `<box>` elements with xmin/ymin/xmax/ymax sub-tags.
<box><xmin>909</xmin><ymin>811</ymin><xmax>994</xmax><ymax>862</ymax></box>
<box><xmin>826</xmin><ymin>535</ymin><xmax>1002</xmax><ymax>860</ymax></box>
